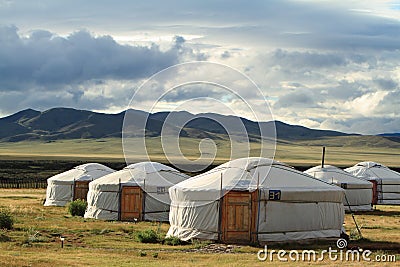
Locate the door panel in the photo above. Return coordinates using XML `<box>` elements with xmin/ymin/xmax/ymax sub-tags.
<box><xmin>121</xmin><ymin>186</ymin><xmax>142</xmax><ymax>221</ymax></box>
<box><xmin>221</xmin><ymin>191</ymin><xmax>258</xmax><ymax>244</ymax></box>
<box><xmin>73</xmin><ymin>181</ymin><xmax>90</xmax><ymax>201</ymax></box>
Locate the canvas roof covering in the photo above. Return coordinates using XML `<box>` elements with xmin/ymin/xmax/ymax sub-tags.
<box><xmin>345</xmin><ymin>162</ymin><xmax>400</xmax><ymax>205</ymax></box>
<box><xmin>84</xmin><ymin>161</ymin><xmax>189</xmax><ymax>221</ymax></box>
<box><xmin>305</xmin><ymin>165</ymin><xmax>373</xmax><ymax>211</ymax></box>
<box><xmin>167</xmin><ymin>157</ymin><xmax>345</xmax><ymax>242</ymax></box>
<box><xmin>44</xmin><ymin>163</ymin><xmax>115</xmax><ymax>206</ymax></box>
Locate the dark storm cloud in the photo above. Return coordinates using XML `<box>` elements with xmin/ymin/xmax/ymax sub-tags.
<box><xmin>375</xmin><ymin>90</ymin><xmax>400</xmax><ymax>115</ymax></box>
<box><xmin>373</xmin><ymin>78</ymin><xmax>398</xmax><ymax>91</ymax></box>
<box><xmin>268</xmin><ymin>49</ymin><xmax>349</xmax><ymax>69</ymax></box>
<box><xmin>161</xmin><ymin>85</ymin><xmax>227</xmax><ymax>102</ymax></box>
<box><xmin>2</xmin><ymin>1</ymin><xmax>400</xmax><ymax>52</ymax></box>
<box><xmin>0</xmin><ymin>26</ymin><xmax>181</xmax><ymax>90</ymax></box>
<box><xmin>322</xmin><ymin>80</ymin><xmax>368</xmax><ymax>100</ymax></box>
<box><xmin>274</xmin><ymin>90</ymin><xmax>319</xmax><ymax>109</ymax></box>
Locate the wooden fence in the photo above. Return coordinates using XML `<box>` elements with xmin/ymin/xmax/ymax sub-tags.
<box><xmin>0</xmin><ymin>178</ymin><xmax>47</xmax><ymax>189</ymax></box>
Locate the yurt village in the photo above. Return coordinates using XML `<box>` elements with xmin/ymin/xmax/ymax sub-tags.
<box><xmin>42</xmin><ymin>154</ymin><xmax>400</xmax><ymax>245</ymax></box>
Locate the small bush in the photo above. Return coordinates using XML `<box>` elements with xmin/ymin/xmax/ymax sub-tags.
<box><xmin>22</xmin><ymin>227</ymin><xmax>47</xmax><ymax>245</ymax></box>
<box><xmin>136</xmin><ymin>229</ymin><xmax>161</xmax><ymax>243</ymax></box>
<box><xmin>164</xmin><ymin>236</ymin><xmax>184</xmax><ymax>246</ymax></box>
<box><xmin>68</xmin><ymin>199</ymin><xmax>87</xmax><ymax>217</ymax></box>
<box><xmin>139</xmin><ymin>251</ymin><xmax>147</xmax><ymax>257</ymax></box>
<box><xmin>0</xmin><ymin>209</ymin><xmax>14</xmax><ymax>230</ymax></box>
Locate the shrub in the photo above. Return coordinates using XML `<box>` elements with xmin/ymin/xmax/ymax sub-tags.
<box><xmin>24</xmin><ymin>227</ymin><xmax>47</xmax><ymax>244</ymax></box>
<box><xmin>68</xmin><ymin>199</ymin><xmax>87</xmax><ymax>217</ymax></box>
<box><xmin>139</xmin><ymin>251</ymin><xmax>147</xmax><ymax>257</ymax></box>
<box><xmin>136</xmin><ymin>229</ymin><xmax>161</xmax><ymax>243</ymax></box>
<box><xmin>0</xmin><ymin>209</ymin><xmax>14</xmax><ymax>230</ymax></box>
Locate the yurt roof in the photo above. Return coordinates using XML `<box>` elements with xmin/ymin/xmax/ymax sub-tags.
<box><xmin>48</xmin><ymin>163</ymin><xmax>114</xmax><ymax>182</ymax></box>
<box><xmin>345</xmin><ymin>162</ymin><xmax>400</xmax><ymax>179</ymax></box>
<box><xmin>124</xmin><ymin>161</ymin><xmax>179</xmax><ymax>174</ymax></box>
<box><xmin>305</xmin><ymin>165</ymin><xmax>372</xmax><ymax>187</ymax></box>
<box><xmin>356</xmin><ymin>161</ymin><xmax>383</xmax><ymax>168</ymax></box>
<box><xmin>172</xmin><ymin>157</ymin><xmax>340</xmax><ymax>192</ymax></box>
<box><xmin>91</xmin><ymin>162</ymin><xmax>188</xmax><ymax>187</ymax></box>
<box><xmin>214</xmin><ymin>157</ymin><xmax>289</xmax><ymax>171</ymax></box>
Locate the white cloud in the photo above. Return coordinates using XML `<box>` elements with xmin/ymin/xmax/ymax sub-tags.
<box><xmin>344</xmin><ymin>91</ymin><xmax>389</xmax><ymax>116</ymax></box>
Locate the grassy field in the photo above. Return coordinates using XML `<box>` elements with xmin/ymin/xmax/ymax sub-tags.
<box><xmin>0</xmin><ymin>137</ymin><xmax>399</xmax><ymax>167</ymax></box>
<box><xmin>0</xmin><ymin>137</ymin><xmax>399</xmax><ymax>265</ymax></box>
<box><xmin>1</xmin><ymin>137</ymin><xmax>399</xmax><ymax>183</ymax></box>
<box><xmin>0</xmin><ymin>189</ymin><xmax>399</xmax><ymax>266</ymax></box>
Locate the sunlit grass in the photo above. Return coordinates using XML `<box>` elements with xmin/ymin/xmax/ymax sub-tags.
<box><xmin>0</xmin><ymin>189</ymin><xmax>398</xmax><ymax>266</ymax></box>
<box><xmin>0</xmin><ymin>137</ymin><xmax>399</xmax><ymax>167</ymax></box>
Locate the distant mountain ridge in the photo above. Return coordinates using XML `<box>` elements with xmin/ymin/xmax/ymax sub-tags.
<box><xmin>0</xmin><ymin>107</ymin><xmax>369</xmax><ymax>142</ymax></box>
<box><xmin>379</xmin><ymin>133</ymin><xmax>400</xmax><ymax>137</ymax></box>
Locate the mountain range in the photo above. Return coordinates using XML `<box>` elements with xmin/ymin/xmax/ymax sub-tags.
<box><xmin>0</xmin><ymin>108</ymin><xmax>397</xmax><ymax>144</ymax></box>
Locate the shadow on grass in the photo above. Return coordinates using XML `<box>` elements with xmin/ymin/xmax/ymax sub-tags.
<box><xmin>349</xmin><ymin>238</ymin><xmax>400</xmax><ymax>251</ymax></box>
<box><xmin>353</xmin><ymin>209</ymin><xmax>400</xmax><ymax>217</ymax></box>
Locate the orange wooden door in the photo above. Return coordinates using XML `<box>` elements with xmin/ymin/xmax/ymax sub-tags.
<box><xmin>120</xmin><ymin>186</ymin><xmax>142</xmax><ymax>221</ymax></box>
<box><xmin>221</xmin><ymin>191</ymin><xmax>258</xmax><ymax>244</ymax></box>
<box><xmin>73</xmin><ymin>181</ymin><xmax>90</xmax><ymax>201</ymax></box>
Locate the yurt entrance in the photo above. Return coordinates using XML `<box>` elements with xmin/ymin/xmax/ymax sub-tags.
<box><xmin>73</xmin><ymin>181</ymin><xmax>90</xmax><ymax>201</ymax></box>
<box><xmin>120</xmin><ymin>186</ymin><xmax>143</xmax><ymax>221</ymax></box>
<box><xmin>221</xmin><ymin>190</ymin><xmax>258</xmax><ymax>244</ymax></box>
<box><xmin>369</xmin><ymin>179</ymin><xmax>383</xmax><ymax>205</ymax></box>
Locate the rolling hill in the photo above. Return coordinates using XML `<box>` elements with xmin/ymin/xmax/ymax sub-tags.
<box><xmin>0</xmin><ymin>108</ymin><xmax>396</xmax><ymax>147</ymax></box>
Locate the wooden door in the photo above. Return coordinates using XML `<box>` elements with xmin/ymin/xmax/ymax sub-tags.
<box><xmin>73</xmin><ymin>181</ymin><xmax>90</xmax><ymax>201</ymax></box>
<box><xmin>120</xmin><ymin>186</ymin><xmax>142</xmax><ymax>221</ymax></box>
<box><xmin>221</xmin><ymin>190</ymin><xmax>258</xmax><ymax>244</ymax></box>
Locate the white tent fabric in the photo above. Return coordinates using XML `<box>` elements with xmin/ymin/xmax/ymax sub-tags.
<box><xmin>167</xmin><ymin>157</ymin><xmax>345</xmax><ymax>243</ymax></box>
<box><xmin>305</xmin><ymin>165</ymin><xmax>373</xmax><ymax>211</ymax></box>
<box><xmin>345</xmin><ymin>162</ymin><xmax>400</xmax><ymax>205</ymax></box>
<box><xmin>44</xmin><ymin>163</ymin><xmax>115</xmax><ymax>206</ymax></box>
<box><xmin>84</xmin><ymin>162</ymin><xmax>189</xmax><ymax>221</ymax></box>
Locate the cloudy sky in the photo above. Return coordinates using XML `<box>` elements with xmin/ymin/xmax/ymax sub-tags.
<box><xmin>0</xmin><ymin>0</ymin><xmax>399</xmax><ymax>134</ymax></box>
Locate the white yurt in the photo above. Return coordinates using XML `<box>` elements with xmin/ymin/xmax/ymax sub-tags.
<box><xmin>167</xmin><ymin>157</ymin><xmax>345</xmax><ymax>244</ymax></box>
<box><xmin>84</xmin><ymin>162</ymin><xmax>189</xmax><ymax>221</ymax></box>
<box><xmin>345</xmin><ymin>162</ymin><xmax>400</xmax><ymax>205</ymax></box>
<box><xmin>44</xmin><ymin>163</ymin><xmax>115</xmax><ymax>206</ymax></box>
<box><xmin>305</xmin><ymin>165</ymin><xmax>373</xmax><ymax>211</ymax></box>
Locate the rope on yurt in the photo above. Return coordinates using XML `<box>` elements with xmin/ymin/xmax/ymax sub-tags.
<box><xmin>344</xmin><ymin>193</ymin><xmax>362</xmax><ymax>238</ymax></box>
